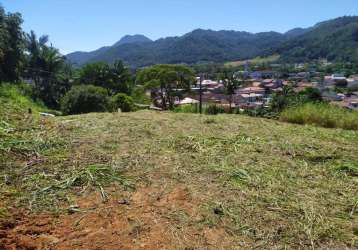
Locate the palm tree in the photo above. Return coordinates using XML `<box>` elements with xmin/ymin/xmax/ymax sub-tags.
<box><xmin>25</xmin><ymin>30</ymin><xmax>67</xmax><ymax>107</ymax></box>
<box><xmin>25</xmin><ymin>30</ymin><xmax>50</xmax><ymax>84</ymax></box>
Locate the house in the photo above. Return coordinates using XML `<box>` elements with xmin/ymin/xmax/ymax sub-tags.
<box><xmin>332</xmin><ymin>96</ymin><xmax>358</xmax><ymax>110</ymax></box>
<box><xmin>347</xmin><ymin>77</ymin><xmax>358</xmax><ymax>89</ymax></box>
<box><xmin>289</xmin><ymin>72</ymin><xmax>311</xmax><ymax>81</ymax></box>
<box><xmin>235</xmin><ymin>93</ymin><xmax>264</xmax><ymax>104</ymax></box>
<box><xmin>293</xmin><ymin>82</ymin><xmax>315</xmax><ymax>92</ymax></box>
<box><xmin>234</xmin><ymin>86</ymin><xmax>266</xmax><ymax>109</ymax></box>
<box><xmin>249</xmin><ymin>71</ymin><xmax>281</xmax><ymax>79</ymax></box>
<box><xmin>236</xmin><ymin>87</ymin><xmax>266</xmax><ymax>95</ymax></box>
<box><xmin>201</xmin><ymin>80</ymin><xmax>219</xmax><ymax>88</ymax></box>
<box><xmin>177</xmin><ymin>97</ymin><xmax>199</xmax><ymax>105</ymax></box>
<box><xmin>324</xmin><ymin>74</ymin><xmax>348</xmax><ymax>87</ymax></box>
<box><xmin>321</xmin><ymin>91</ymin><xmax>344</xmax><ymax>102</ymax></box>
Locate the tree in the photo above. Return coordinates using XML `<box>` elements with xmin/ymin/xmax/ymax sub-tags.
<box><xmin>111</xmin><ymin>93</ymin><xmax>134</xmax><ymax>112</ymax></box>
<box><xmin>0</xmin><ymin>6</ymin><xmax>24</xmax><ymax>82</ymax></box>
<box><xmin>136</xmin><ymin>64</ymin><xmax>195</xmax><ymax>109</ymax></box>
<box><xmin>25</xmin><ymin>31</ymin><xmax>68</xmax><ymax>108</ymax></box>
<box><xmin>78</xmin><ymin>60</ymin><xmax>132</xmax><ymax>95</ymax></box>
<box><xmin>270</xmin><ymin>86</ymin><xmax>323</xmax><ymax>114</ymax></box>
<box><xmin>61</xmin><ymin>85</ymin><xmax>109</xmax><ymax>115</ymax></box>
<box><xmin>219</xmin><ymin>70</ymin><xmax>241</xmax><ymax>113</ymax></box>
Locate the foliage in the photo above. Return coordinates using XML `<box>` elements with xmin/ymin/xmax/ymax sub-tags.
<box><xmin>131</xmin><ymin>85</ymin><xmax>151</xmax><ymax>104</ymax></box>
<box><xmin>205</xmin><ymin>104</ymin><xmax>226</xmax><ymax>115</ymax></box>
<box><xmin>280</xmin><ymin>102</ymin><xmax>358</xmax><ymax>130</ymax></box>
<box><xmin>0</xmin><ymin>83</ymin><xmax>48</xmax><ymax>115</ymax></box>
<box><xmin>111</xmin><ymin>93</ymin><xmax>135</xmax><ymax>112</ymax></box>
<box><xmin>61</xmin><ymin>85</ymin><xmax>109</xmax><ymax>115</ymax></box>
<box><xmin>278</xmin><ymin>16</ymin><xmax>358</xmax><ymax>63</ymax></box>
<box><xmin>69</xmin><ymin>17</ymin><xmax>358</xmax><ymax>67</ymax></box>
<box><xmin>270</xmin><ymin>86</ymin><xmax>322</xmax><ymax>113</ymax></box>
<box><xmin>78</xmin><ymin>60</ymin><xmax>133</xmax><ymax>95</ymax></box>
<box><xmin>67</xmin><ymin>29</ymin><xmax>287</xmax><ymax>67</ymax></box>
<box><xmin>0</xmin><ymin>5</ymin><xmax>74</xmax><ymax>109</ymax></box>
<box><xmin>173</xmin><ymin>104</ymin><xmax>199</xmax><ymax>113</ymax></box>
<box><xmin>0</xmin><ymin>6</ymin><xmax>24</xmax><ymax>82</ymax></box>
<box><xmin>25</xmin><ymin>30</ymin><xmax>71</xmax><ymax>108</ymax></box>
<box><xmin>219</xmin><ymin>70</ymin><xmax>241</xmax><ymax>112</ymax></box>
<box><xmin>137</xmin><ymin>64</ymin><xmax>195</xmax><ymax>109</ymax></box>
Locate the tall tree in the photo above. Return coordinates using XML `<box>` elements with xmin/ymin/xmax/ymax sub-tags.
<box><xmin>0</xmin><ymin>6</ymin><xmax>24</xmax><ymax>82</ymax></box>
<box><xmin>137</xmin><ymin>64</ymin><xmax>195</xmax><ymax>109</ymax></box>
<box><xmin>25</xmin><ymin>30</ymin><xmax>68</xmax><ymax>108</ymax></box>
<box><xmin>220</xmin><ymin>71</ymin><xmax>241</xmax><ymax>112</ymax></box>
<box><xmin>78</xmin><ymin>60</ymin><xmax>132</xmax><ymax>95</ymax></box>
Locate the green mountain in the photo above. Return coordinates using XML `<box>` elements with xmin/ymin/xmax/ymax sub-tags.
<box><xmin>112</xmin><ymin>34</ymin><xmax>152</xmax><ymax>47</ymax></box>
<box><xmin>277</xmin><ymin>16</ymin><xmax>358</xmax><ymax>62</ymax></box>
<box><xmin>66</xmin><ymin>35</ymin><xmax>152</xmax><ymax>66</ymax></box>
<box><xmin>66</xmin><ymin>16</ymin><xmax>358</xmax><ymax>67</ymax></box>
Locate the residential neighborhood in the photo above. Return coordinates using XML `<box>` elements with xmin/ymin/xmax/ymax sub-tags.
<box><xmin>168</xmin><ymin>68</ymin><xmax>358</xmax><ymax>111</ymax></box>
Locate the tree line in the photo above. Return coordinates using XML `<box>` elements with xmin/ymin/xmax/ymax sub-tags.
<box><xmin>0</xmin><ymin>6</ymin><xmax>204</xmax><ymax>115</ymax></box>
<box><xmin>0</xmin><ymin>7</ymin><xmax>138</xmax><ymax>113</ymax></box>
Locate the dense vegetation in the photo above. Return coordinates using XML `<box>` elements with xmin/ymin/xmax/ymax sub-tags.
<box><xmin>111</xmin><ymin>93</ymin><xmax>135</xmax><ymax>112</ymax></box>
<box><xmin>136</xmin><ymin>64</ymin><xmax>196</xmax><ymax>109</ymax></box>
<box><xmin>280</xmin><ymin>103</ymin><xmax>358</xmax><ymax>130</ymax></box>
<box><xmin>0</xmin><ymin>5</ymin><xmax>141</xmax><ymax>114</ymax></box>
<box><xmin>60</xmin><ymin>85</ymin><xmax>110</xmax><ymax>115</ymax></box>
<box><xmin>277</xmin><ymin>16</ymin><xmax>358</xmax><ymax>62</ymax></box>
<box><xmin>67</xmin><ymin>16</ymin><xmax>358</xmax><ymax>67</ymax></box>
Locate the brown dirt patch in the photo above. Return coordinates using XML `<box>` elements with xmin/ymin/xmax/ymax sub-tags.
<box><xmin>0</xmin><ymin>185</ymin><xmax>235</xmax><ymax>250</ymax></box>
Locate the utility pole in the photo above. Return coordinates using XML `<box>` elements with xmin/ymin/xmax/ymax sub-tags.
<box><xmin>199</xmin><ymin>74</ymin><xmax>203</xmax><ymax>114</ymax></box>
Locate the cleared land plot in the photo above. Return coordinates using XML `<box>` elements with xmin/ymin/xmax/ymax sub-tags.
<box><xmin>1</xmin><ymin>110</ymin><xmax>357</xmax><ymax>249</ymax></box>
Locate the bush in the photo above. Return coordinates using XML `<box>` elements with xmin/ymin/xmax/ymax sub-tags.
<box><xmin>111</xmin><ymin>93</ymin><xmax>135</xmax><ymax>112</ymax></box>
<box><xmin>173</xmin><ymin>104</ymin><xmax>199</xmax><ymax>113</ymax></box>
<box><xmin>0</xmin><ymin>83</ymin><xmax>47</xmax><ymax>112</ymax></box>
<box><xmin>280</xmin><ymin>103</ymin><xmax>358</xmax><ymax>130</ymax></box>
<box><xmin>131</xmin><ymin>86</ymin><xmax>151</xmax><ymax>105</ymax></box>
<box><xmin>205</xmin><ymin>104</ymin><xmax>226</xmax><ymax>115</ymax></box>
<box><xmin>61</xmin><ymin>85</ymin><xmax>109</xmax><ymax>115</ymax></box>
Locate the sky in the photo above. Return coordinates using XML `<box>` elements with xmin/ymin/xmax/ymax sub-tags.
<box><xmin>1</xmin><ymin>0</ymin><xmax>358</xmax><ymax>54</ymax></box>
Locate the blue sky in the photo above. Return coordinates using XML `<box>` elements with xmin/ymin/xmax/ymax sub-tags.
<box><xmin>2</xmin><ymin>0</ymin><xmax>358</xmax><ymax>54</ymax></box>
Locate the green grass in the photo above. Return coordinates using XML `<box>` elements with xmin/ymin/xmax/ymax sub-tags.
<box><xmin>225</xmin><ymin>54</ymin><xmax>280</xmax><ymax>67</ymax></box>
<box><xmin>0</xmin><ymin>83</ymin><xmax>47</xmax><ymax>113</ymax></box>
<box><xmin>280</xmin><ymin>102</ymin><xmax>358</xmax><ymax>130</ymax></box>
<box><xmin>1</xmin><ymin>90</ymin><xmax>357</xmax><ymax>248</ymax></box>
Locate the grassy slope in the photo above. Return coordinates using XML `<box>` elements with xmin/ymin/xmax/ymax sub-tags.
<box><xmin>280</xmin><ymin>103</ymin><xmax>358</xmax><ymax>130</ymax></box>
<box><xmin>0</xmin><ymin>97</ymin><xmax>357</xmax><ymax>248</ymax></box>
<box><xmin>225</xmin><ymin>54</ymin><xmax>280</xmax><ymax>67</ymax></box>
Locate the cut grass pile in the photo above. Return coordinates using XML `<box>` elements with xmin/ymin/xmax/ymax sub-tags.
<box><xmin>1</xmin><ymin>102</ymin><xmax>357</xmax><ymax>248</ymax></box>
<box><xmin>280</xmin><ymin>102</ymin><xmax>358</xmax><ymax>130</ymax></box>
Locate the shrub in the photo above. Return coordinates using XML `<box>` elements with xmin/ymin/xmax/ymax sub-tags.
<box><xmin>61</xmin><ymin>85</ymin><xmax>109</xmax><ymax>115</ymax></box>
<box><xmin>173</xmin><ymin>104</ymin><xmax>199</xmax><ymax>113</ymax></box>
<box><xmin>205</xmin><ymin>104</ymin><xmax>226</xmax><ymax>115</ymax></box>
<box><xmin>131</xmin><ymin>86</ymin><xmax>151</xmax><ymax>105</ymax></box>
<box><xmin>0</xmin><ymin>83</ymin><xmax>47</xmax><ymax>111</ymax></box>
<box><xmin>280</xmin><ymin>103</ymin><xmax>358</xmax><ymax>130</ymax></box>
<box><xmin>111</xmin><ymin>93</ymin><xmax>135</xmax><ymax>112</ymax></box>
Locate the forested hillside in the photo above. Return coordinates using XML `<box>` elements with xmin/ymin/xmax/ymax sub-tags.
<box><xmin>66</xmin><ymin>16</ymin><xmax>358</xmax><ymax>67</ymax></box>
<box><xmin>277</xmin><ymin>16</ymin><xmax>358</xmax><ymax>62</ymax></box>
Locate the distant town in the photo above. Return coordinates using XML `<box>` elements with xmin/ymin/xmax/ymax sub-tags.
<box><xmin>150</xmin><ymin>62</ymin><xmax>358</xmax><ymax>112</ymax></box>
